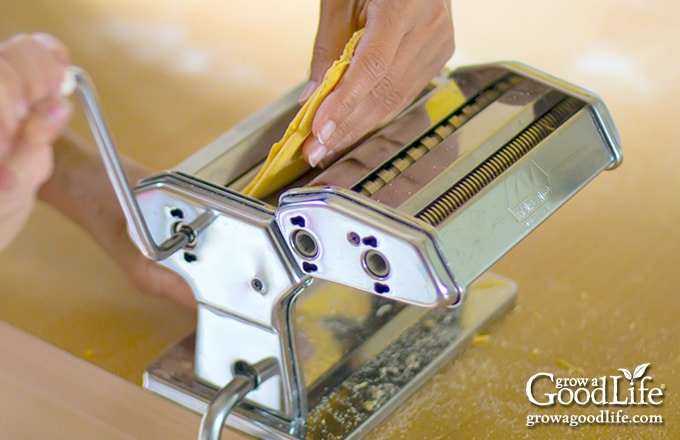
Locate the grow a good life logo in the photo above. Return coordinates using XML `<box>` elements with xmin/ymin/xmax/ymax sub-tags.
<box><xmin>525</xmin><ymin>363</ymin><xmax>665</xmax><ymax>428</ymax></box>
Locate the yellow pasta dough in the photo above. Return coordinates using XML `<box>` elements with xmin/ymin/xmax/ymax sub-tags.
<box><xmin>425</xmin><ymin>80</ymin><xmax>466</xmax><ymax>124</ymax></box>
<box><xmin>242</xmin><ymin>29</ymin><xmax>364</xmax><ymax>199</ymax></box>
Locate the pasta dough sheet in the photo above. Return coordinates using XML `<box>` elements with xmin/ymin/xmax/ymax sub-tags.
<box><xmin>425</xmin><ymin>80</ymin><xmax>466</xmax><ymax>124</ymax></box>
<box><xmin>242</xmin><ymin>29</ymin><xmax>364</xmax><ymax>199</ymax></box>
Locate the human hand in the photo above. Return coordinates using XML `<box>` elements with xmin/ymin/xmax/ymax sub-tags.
<box><xmin>0</xmin><ymin>33</ymin><xmax>71</xmax><ymax>251</ymax></box>
<box><xmin>39</xmin><ymin>131</ymin><xmax>197</xmax><ymax>308</ymax></box>
<box><xmin>301</xmin><ymin>0</ymin><xmax>454</xmax><ymax>167</ymax></box>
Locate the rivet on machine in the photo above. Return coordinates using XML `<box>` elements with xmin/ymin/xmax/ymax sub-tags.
<box><xmin>64</xmin><ymin>61</ymin><xmax>622</xmax><ymax>439</ymax></box>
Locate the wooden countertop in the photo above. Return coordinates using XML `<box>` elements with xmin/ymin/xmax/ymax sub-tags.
<box><xmin>0</xmin><ymin>0</ymin><xmax>678</xmax><ymax>438</ymax></box>
<box><xmin>0</xmin><ymin>320</ymin><xmax>207</xmax><ymax>439</ymax></box>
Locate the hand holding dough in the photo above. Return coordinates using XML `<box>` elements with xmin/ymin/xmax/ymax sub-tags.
<box><xmin>241</xmin><ymin>29</ymin><xmax>364</xmax><ymax>199</ymax></box>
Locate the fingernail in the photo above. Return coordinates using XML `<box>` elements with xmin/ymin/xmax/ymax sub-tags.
<box><xmin>317</xmin><ymin>120</ymin><xmax>336</xmax><ymax>145</ymax></box>
<box><xmin>298</xmin><ymin>80</ymin><xmax>318</xmax><ymax>103</ymax></box>
<box><xmin>307</xmin><ymin>140</ymin><xmax>328</xmax><ymax>168</ymax></box>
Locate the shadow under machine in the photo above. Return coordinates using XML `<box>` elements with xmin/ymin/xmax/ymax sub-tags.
<box><xmin>68</xmin><ymin>61</ymin><xmax>622</xmax><ymax>439</ymax></box>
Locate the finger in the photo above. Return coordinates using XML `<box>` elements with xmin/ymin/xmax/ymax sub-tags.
<box><xmin>0</xmin><ymin>33</ymin><xmax>69</xmax><ymax>108</ymax></box>
<box><xmin>0</xmin><ymin>160</ymin><xmax>16</xmax><ymax>192</ymax></box>
<box><xmin>300</xmin><ymin>0</ymin><xmax>355</xmax><ymax>103</ymax></box>
<box><xmin>4</xmin><ymin>97</ymin><xmax>72</xmax><ymax>191</ymax></box>
<box><xmin>334</xmin><ymin>26</ymin><xmax>454</xmax><ymax>151</ymax></box>
<box><xmin>17</xmin><ymin>96</ymin><xmax>72</xmax><ymax>150</ymax></box>
<box><xmin>24</xmin><ymin>33</ymin><xmax>69</xmax><ymax>97</ymax></box>
<box><xmin>0</xmin><ymin>142</ymin><xmax>51</xmax><ymax>195</ymax></box>
<box><xmin>304</xmin><ymin>4</ymin><xmax>410</xmax><ymax>164</ymax></box>
<box><xmin>302</xmin><ymin>31</ymin><xmax>418</xmax><ymax>165</ymax></box>
<box><xmin>33</xmin><ymin>33</ymin><xmax>70</xmax><ymax>94</ymax></box>
<box><xmin>301</xmin><ymin>55</ymin><xmax>420</xmax><ymax>169</ymax></box>
<box><xmin>0</xmin><ymin>184</ymin><xmax>35</xmax><ymax>251</ymax></box>
<box><xmin>0</xmin><ymin>35</ymin><xmax>51</xmax><ymax>106</ymax></box>
<box><xmin>0</xmin><ymin>57</ymin><xmax>26</xmax><ymax>156</ymax></box>
<box><xmin>302</xmin><ymin>53</ymin><xmax>444</xmax><ymax>168</ymax></box>
<box><xmin>129</xmin><ymin>253</ymin><xmax>198</xmax><ymax>309</ymax></box>
<box><xmin>33</xmin><ymin>33</ymin><xmax>69</xmax><ymax>66</ymax></box>
<box><xmin>304</xmin><ymin>6</ymin><xmax>454</xmax><ymax>165</ymax></box>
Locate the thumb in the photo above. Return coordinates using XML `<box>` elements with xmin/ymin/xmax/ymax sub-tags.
<box><xmin>300</xmin><ymin>4</ymin><xmax>354</xmax><ymax>103</ymax></box>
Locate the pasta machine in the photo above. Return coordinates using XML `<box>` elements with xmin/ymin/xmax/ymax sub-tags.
<box><xmin>68</xmin><ymin>61</ymin><xmax>622</xmax><ymax>439</ymax></box>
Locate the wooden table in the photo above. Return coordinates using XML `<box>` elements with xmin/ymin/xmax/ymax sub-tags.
<box><xmin>0</xmin><ymin>0</ymin><xmax>678</xmax><ymax>438</ymax></box>
<box><xmin>0</xmin><ymin>321</ymin><xmax>207</xmax><ymax>439</ymax></box>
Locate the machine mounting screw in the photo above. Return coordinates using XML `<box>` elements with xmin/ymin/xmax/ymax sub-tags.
<box><xmin>347</xmin><ymin>232</ymin><xmax>361</xmax><ymax>246</ymax></box>
<box><xmin>251</xmin><ymin>278</ymin><xmax>265</xmax><ymax>294</ymax></box>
